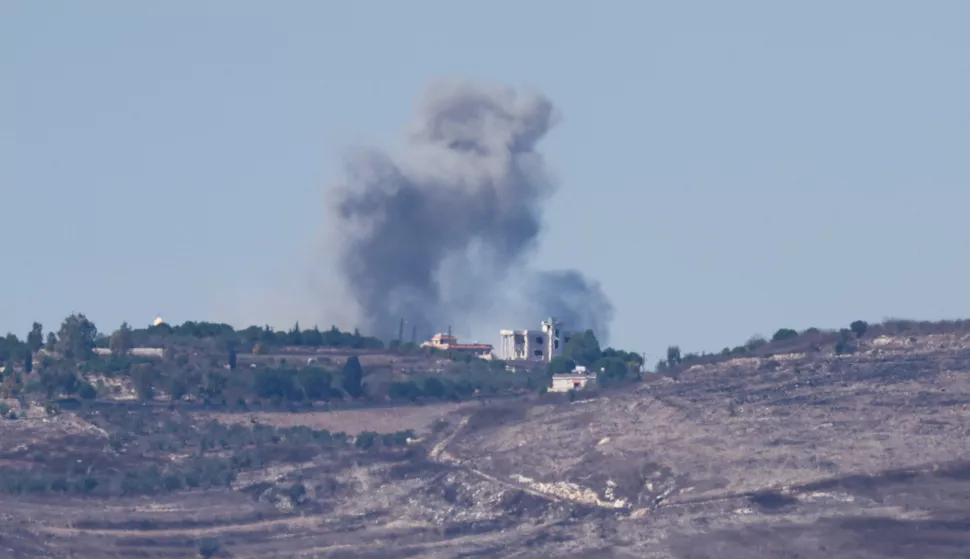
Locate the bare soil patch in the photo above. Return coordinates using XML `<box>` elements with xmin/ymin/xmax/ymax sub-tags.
<box><xmin>196</xmin><ymin>401</ymin><xmax>470</xmax><ymax>435</ymax></box>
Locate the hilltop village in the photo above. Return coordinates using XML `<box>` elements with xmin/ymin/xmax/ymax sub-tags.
<box><xmin>1</xmin><ymin>313</ymin><xmax>968</xmax><ymax>557</ymax></box>
<box><xmin>0</xmin><ymin>313</ymin><xmax>644</xmax><ymax>412</ymax></box>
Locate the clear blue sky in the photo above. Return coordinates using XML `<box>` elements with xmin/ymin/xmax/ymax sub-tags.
<box><xmin>3</xmin><ymin>1</ymin><xmax>970</xmax><ymax>361</ymax></box>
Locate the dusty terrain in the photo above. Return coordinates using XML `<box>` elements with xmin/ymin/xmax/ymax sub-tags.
<box><xmin>3</xmin><ymin>332</ymin><xmax>970</xmax><ymax>557</ymax></box>
<box><xmin>197</xmin><ymin>401</ymin><xmax>468</xmax><ymax>436</ymax></box>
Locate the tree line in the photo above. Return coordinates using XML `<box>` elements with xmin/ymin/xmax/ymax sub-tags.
<box><xmin>546</xmin><ymin>329</ymin><xmax>645</xmax><ymax>388</ymax></box>
<box><xmin>0</xmin><ymin>314</ymin><xmax>386</xmax><ymax>372</ymax></box>
<box><xmin>0</xmin><ymin>314</ymin><xmax>649</xmax><ymax>408</ymax></box>
<box><xmin>655</xmin><ymin>319</ymin><xmax>874</xmax><ymax>372</ymax></box>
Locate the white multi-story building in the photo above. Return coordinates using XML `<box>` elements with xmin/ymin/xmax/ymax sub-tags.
<box><xmin>498</xmin><ymin>317</ymin><xmax>575</xmax><ymax>363</ymax></box>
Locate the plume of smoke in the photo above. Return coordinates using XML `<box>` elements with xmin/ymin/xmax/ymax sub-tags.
<box><xmin>330</xmin><ymin>79</ymin><xmax>613</xmax><ymax>343</ymax></box>
<box><xmin>524</xmin><ymin>270</ymin><xmax>614</xmax><ymax>343</ymax></box>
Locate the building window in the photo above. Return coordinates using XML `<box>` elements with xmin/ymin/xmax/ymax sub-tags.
<box><xmin>535</xmin><ymin>336</ymin><xmax>543</xmax><ymax>344</ymax></box>
<box><xmin>534</xmin><ymin>349</ymin><xmax>543</xmax><ymax>356</ymax></box>
<box><xmin>554</xmin><ymin>340</ymin><xmax>559</xmax><ymax>349</ymax></box>
<box><xmin>555</xmin><ymin>329</ymin><xmax>560</xmax><ymax>337</ymax></box>
<box><xmin>563</xmin><ymin>336</ymin><xmax>571</xmax><ymax>344</ymax></box>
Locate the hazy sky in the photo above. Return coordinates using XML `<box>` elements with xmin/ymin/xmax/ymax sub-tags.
<box><xmin>3</xmin><ymin>1</ymin><xmax>969</xmax><ymax>361</ymax></box>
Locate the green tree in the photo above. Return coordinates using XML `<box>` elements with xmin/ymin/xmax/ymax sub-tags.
<box><xmin>228</xmin><ymin>349</ymin><xmax>237</xmax><ymax>371</ymax></box>
<box><xmin>24</xmin><ymin>351</ymin><xmax>32</xmax><ymax>373</ymax></box>
<box><xmin>355</xmin><ymin>431</ymin><xmax>377</xmax><ymax>449</ymax></box>
<box><xmin>666</xmin><ymin>345</ymin><xmax>682</xmax><ymax>366</ymax></box>
<box><xmin>199</xmin><ymin>371</ymin><xmax>227</xmax><ymax>402</ymax></box>
<box><xmin>288</xmin><ymin>322</ymin><xmax>303</xmax><ymax>345</ymax></box>
<box><xmin>131</xmin><ymin>363</ymin><xmax>157</xmax><ymax>401</ymax></box>
<box><xmin>302</xmin><ymin>326</ymin><xmax>323</xmax><ymax>346</ymax></box>
<box><xmin>287</xmin><ymin>482</ymin><xmax>307</xmax><ymax>503</ymax></box>
<box><xmin>745</xmin><ymin>335</ymin><xmax>767</xmax><ymax>351</ymax></box>
<box><xmin>0</xmin><ymin>333</ymin><xmax>24</xmax><ymax>368</ymax></box>
<box><xmin>547</xmin><ymin>356</ymin><xmax>575</xmax><ymax>375</ymax></box>
<box><xmin>341</xmin><ymin>356</ymin><xmax>364</xmax><ymax>398</ymax></box>
<box><xmin>109</xmin><ymin>322</ymin><xmax>135</xmax><ymax>356</ymax></box>
<box><xmin>1</xmin><ymin>372</ymin><xmax>23</xmax><ymax>397</ymax></box>
<box><xmin>835</xmin><ymin>329</ymin><xmax>857</xmax><ymax>355</ymax></box>
<box><xmin>850</xmin><ymin>320</ymin><xmax>869</xmax><ymax>338</ymax></box>
<box><xmin>44</xmin><ymin>332</ymin><xmax>57</xmax><ymax>352</ymax></box>
<box><xmin>39</xmin><ymin>363</ymin><xmax>79</xmax><ymax>400</ymax></box>
<box><xmin>594</xmin><ymin>357</ymin><xmax>630</xmax><ymax>388</ymax></box>
<box><xmin>167</xmin><ymin>372</ymin><xmax>189</xmax><ymax>402</ymax></box>
<box><xmin>771</xmin><ymin>328</ymin><xmax>799</xmax><ymax>342</ymax></box>
<box><xmin>563</xmin><ymin>330</ymin><xmax>602</xmax><ymax>366</ymax></box>
<box><xmin>297</xmin><ymin>368</ymin><xmax>333</xmax><ymax>401</ymax></box>
<box><xmin>421</xmin><ymin>377</ymin><xmax>446</xmax><ymax>399</ymax></box>
<box><xmin>26</xmin><ymin>322</ymin><xmax>43</xmax><ymax>353</ymax></box>
<box><xmin>197</xmin><ymin>538</ymin><xmax>220</xmax><ymax>558</ymax></box>
<box><xmin>77</xmin><ymin>381</ymin><xmax>97</xmax><ymax>400</ymax></box>
<box><xmin>56</xmin><ymin>314</ymin><xmax>98</xmax><ymax>360</ymax></box>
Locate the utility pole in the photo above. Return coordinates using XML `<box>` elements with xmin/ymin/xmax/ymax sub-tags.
<box><xmin>398</xmin><ymin>318</ymin><xmax>405</xmax><ymax>346</ymax></box>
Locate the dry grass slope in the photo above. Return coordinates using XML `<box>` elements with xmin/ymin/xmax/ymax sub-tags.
<box><xmin>2</xmin><ymin>329</ymin><xmax>970</xmax><ymax>557</ymax></box>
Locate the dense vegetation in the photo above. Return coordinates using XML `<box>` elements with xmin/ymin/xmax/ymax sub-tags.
<box><xmin>0</xmin><ymin>405</ymin><xmax>415</xmax><ymax>497</ymax></box>
<box><xmin>652</xmin><ymin>317</ymin><xmax>962</xmax><ymax>374</ymax></box>
<box><xmin>0</xmin><ymin>318</ymin><xmax>383</xmax><ymax>368</ymax></box>
<box><xmin>0</xmin><ymin>314</ymin><xmax>646</xmax><ymax>410</ymax></box>
<box><xmin>546</xmin><ymin>329</ymin><xmax>645</xmax><ymax>387</ymax></box>
<box><xmin>3</xmin><ymin>314</ymin><xmax>963</xmax><ymax>408</ymax></box>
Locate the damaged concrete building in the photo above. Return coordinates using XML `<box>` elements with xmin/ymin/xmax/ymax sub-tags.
<box><xmin>498</xmin><ymin>317</ymin><xmax>575</xmax><ymax>363</ymax></box>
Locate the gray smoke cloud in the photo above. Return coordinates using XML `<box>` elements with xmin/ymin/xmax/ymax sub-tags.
<box><xmin>330</xmin><ymin>79</ymin><xmax>614</xmax><ymax>344</ymax></box>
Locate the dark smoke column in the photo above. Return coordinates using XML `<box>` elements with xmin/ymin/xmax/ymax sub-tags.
<box><xmin>330</xmin><ymin>79</ymin><xmax>614</xmax><ymax>343</ymax></box>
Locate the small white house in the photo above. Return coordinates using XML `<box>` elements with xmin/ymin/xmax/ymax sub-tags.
<box><xmin>549</xmin><ymin>373</ymin><xmax>596</xmax><ymax>393</ymax></box>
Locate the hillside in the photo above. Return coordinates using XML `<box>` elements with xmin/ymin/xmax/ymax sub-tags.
<box><xmin>2</xmin><ymin>326</ymin><xmax>970</xmax><ymax>557</ymax></box>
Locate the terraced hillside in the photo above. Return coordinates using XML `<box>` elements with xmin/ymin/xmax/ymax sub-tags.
<box><xmin>3</xmin><ymin>331</ymin><xmax>970</xmax><ymax>558</ymax></box>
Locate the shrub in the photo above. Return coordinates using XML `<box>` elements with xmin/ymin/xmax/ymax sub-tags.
<box><xmin>197</xmin><ymin>538</ymin><xmax>220</xmax><ymax>558</ymax></box>
<box><xmin>771</xmin><ymin>328</ymin><xmax>799</xmax><ymax>342</ymax></box>
<box><xmin>287</xmin><ymin>483</ymin><xmax>307</xmax><ymax>503</ymax></box>
<box><xmin>745</xmin><ymin>336</ymin><xmax>767</xmax><ymax>351</ymax></box>
<box><xmin>78</xmin><ymin>381</ymin><xmax>97</xmax><ymax>400</ymax></box>
<box><xmin>835</xmin><ymin>329</ymin><xmax>857</xmax><ymax>355</ymax></box>
<box><xmin>850</xmin><ymin>320</ymin><xmax>868</xmax><ymax>338</ymax></box>
<box><xmin>421</xmin><ymin>377</ymin><xmax>446</xmax><ymax>399</ymax></box>
<box><xmin>354</xmin><ymin>431</ymin><xmax>377</xmax><ymax>450</ymax></box>
<box><xmin>547</xmin><ymin>356</ymin><xmax>575</xmax><ymax>375</ymax></box>
<box><xmin>666</xmin><ymin>346</ymin><xmax>681</xmax><ymax>366</ymax></box>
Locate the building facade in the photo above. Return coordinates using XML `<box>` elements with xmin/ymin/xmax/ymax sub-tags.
<box><xmin>498</xmin><ymin>317</ymin><xmax>575</xmax><ymax>363</ymax></box>
<box><xmin>549</xmin><ymin>373</ymin><xmax>596</xmax><ymax>392</ymax></box>
<box><xmin>420</xmin><ymin>333</ymin><xmax>493</xmax><ymax>355</ymax></box>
